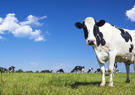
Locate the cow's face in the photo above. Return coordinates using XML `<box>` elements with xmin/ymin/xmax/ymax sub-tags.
<box><xmin>75</xmin><ymin>17</ymin><xmax>96</xmax><ymax>46</ymax></box>
<box><xmin>75</xmin><ymin>17</ymin><xmax>105</xmax><ymax>46</ymax></box>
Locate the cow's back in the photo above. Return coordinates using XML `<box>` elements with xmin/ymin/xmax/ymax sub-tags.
<box><xmin>95</xmin><ymin>23</ymin><xmax>135</xmax><ymax>63</ymax></box>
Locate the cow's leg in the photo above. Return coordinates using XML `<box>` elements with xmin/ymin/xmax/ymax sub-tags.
<box><xmin>108</xmin><ymin>52</ymin><xmax>116</xmax><ymax>87</ymax></box>
<box><xmin>99</xmin><ymin>63</ymin><xmax>106</xmax><ymax>87</ymax></box>
<box><xmin>125</xmin><ymin>63</ymin><xmax>130</xmax><ymax>83</ymax></box>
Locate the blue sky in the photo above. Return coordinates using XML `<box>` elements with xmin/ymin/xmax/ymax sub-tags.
<box><xmin>0</xmin><ymin>0</ymin><xmax>135</xmax><ymax>72</ymax></box>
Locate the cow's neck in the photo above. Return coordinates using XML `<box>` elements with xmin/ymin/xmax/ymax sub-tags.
<box><xmin>93</xmin><ymin>45</ymin><xmax>109</xmax><ymax>64</ymax></box>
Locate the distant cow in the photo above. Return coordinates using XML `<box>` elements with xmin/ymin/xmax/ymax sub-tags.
<box><xmin>87</xmin><ymin>67</ymin><xmax>93</xmax><ymax>73</ymax></box>
<box><xmin>113</xmin><ymin>63</ymin><xmax>118</xmax><ymax>73</ymax></box>
<box><xmin>115</xmin><ymin>69</ymin><xmax>120</xmax><ymax>73</ymax></box>
<box><xmin>94</xmin><ymin>63</ymin><xmax>119</xmax><ymax>74</ymax></box>
<box><xmin>8</xmin><ymin>66</ymin><xmax>15</xmax><ymax>73</ymax></box>
<box><xmin>71</xmin><ymin>66</ymin><xmax>85</xmax><ymax>73</ymax></box>
<box><xmin>56</xmin><ymin>69</ymin><xmax>64</xmax><ymax>73</ymax></box>
<box><xmin>104</xmin><ymin>63</ymin><xmax>118</xmax><ymax>73</ymax></box>
<box><xmin>94</xmin><ymin>68</ymin><xmax>101</xmax><ymax>73</ymax></box>
<box><xmin>0</xmin><ymin>67</ymin><xmax>8</xmax><ymax>73</ymax></box>
<box><xmin>75</xmin><ymin>17</ymin><xmax>135</xmax><ymax>87</ymax></box>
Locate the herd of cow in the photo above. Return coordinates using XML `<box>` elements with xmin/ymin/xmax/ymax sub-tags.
<box><xmin>0</xmin><ymin>64</ymin><xmax>120</xmax><ymax>74</ymax></box>
<box><xmin>0</xmin><ymin>66</ymin><xmax>15</xmax><ymax>73</ymax></box>
<box><xmin>75</xmin><ymin>17</ymin><xmax>135</xmax><ymax>87</ymax></box>
<box><xmin>56</xmin><ymin>63</ymin><xmax>120</xmax><ymax>73</ymax></box>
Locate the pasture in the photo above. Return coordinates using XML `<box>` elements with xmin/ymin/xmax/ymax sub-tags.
<box><xmin>0</xmin><ymin>73</ymin><xmax>135</xmax><ymax>95</ymax></box>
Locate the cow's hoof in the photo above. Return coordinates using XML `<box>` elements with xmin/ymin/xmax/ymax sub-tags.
<box><xmin>126</xmin><ymin>80</ymin><xmax>130</xmax><ymax>83</ymax></box>
<box><xmin>108</xmin><ymin>83</ymin><xmax>113</xmax><ymax>88</ymax></box>
<box><xmin>100</xmin><ymin>83</ymin><xmax>105</xmax><ymax>87</ymax></box>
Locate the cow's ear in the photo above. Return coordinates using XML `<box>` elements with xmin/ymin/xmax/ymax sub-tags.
<box><xmin>96</xmin><ymin>20</ymin><xmax>105</xmax><ymax>27</ymax></box>
<box><xmin>75</xmin><ymin>22</ymin><xmax>84</xmax><ymax>29</ymax></box>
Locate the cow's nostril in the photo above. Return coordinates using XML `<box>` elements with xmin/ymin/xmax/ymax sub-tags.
<box><xmin>88</xmin><ymin>40</ymin><xmax>95</xmax><ymax>45</ymax></box>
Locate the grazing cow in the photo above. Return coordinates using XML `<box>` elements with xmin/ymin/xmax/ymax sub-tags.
<box><xmin>8</xmin><ymin>66</ymin><xmax>15</xmax><ymax>73</ymax></box>
<box><xmin>75</xmin><ymin>17</ymin><xmax>135</xmax><ymax>87</ymax></box>
<box><xmin>113</xmin><ymin>63</ymin><xmax>119</xmax><ymax>73</ymax></box>
<box><xmin>95</xmin><ymin>63</ymin><xmax>118</xmax><ymax>73</ymax></box>
<box><xmin>0</xmin><ymin>67</ymin><xmax>8</xmax><ymax>73</ymax></box>
<box><xmin>71</xmin><ymin>66</ymin><xmax>85</xmax><ymax>73</ymax></box>
<box><xmin>94</xmin><ymin>68</ymin><xmax>101</xmax><ymax>73</ymax></box>
<box><xmin>115</xmin><ymin>69</ymin><xmax>120</xmax><ymax>73</ymax></box>
<box><xmin>87</xmin><ymin>67</ymin><xmax>93</xmax><ymax>73</ymax></box>
<box><xmin>56</xmin><ymin>69</ymin><xmax>64</xmax><ymax>73</ymax></box>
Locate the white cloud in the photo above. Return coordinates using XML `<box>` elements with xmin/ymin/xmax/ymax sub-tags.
<box><xmin>126</xmin><ymin>5</ymin><xmax>135</xmax><ymax>22</ymax></box>
<box><xmin>0</xmin><ymin>18</ymin><xmax>3</xmax><ymax>24</ymax></box>
<box><xmin>0</xmin><ymin>13</ymin><xmax>46</xmax><ymax>42</ymax></box>
<box><xmin>20</xmin><ymin>15</ymin><xmax>47</xmax><ymax>26</ymax></box>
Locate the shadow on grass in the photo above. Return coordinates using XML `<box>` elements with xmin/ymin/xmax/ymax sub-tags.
<box><xmin>71</xmin><ymin>81</ymin><xmax>100</xmax><ymax>89</ymax></box>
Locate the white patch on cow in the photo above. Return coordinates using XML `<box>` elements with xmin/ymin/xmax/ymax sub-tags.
<box><xmin>84</xmin><ymin>17</ymin><xmax>96</xmax><ymax>45</ymax></box>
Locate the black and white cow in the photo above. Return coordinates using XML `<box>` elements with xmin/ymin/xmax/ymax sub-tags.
<box><xmin>95</xmin><ymin>63</ymin><xmax>118</xmax><ymax>73</ymax></box>
<box><xmin>87</xmin><ymin>67</ymin><xmax>93</xmax><ymax>73</ymax></box>
<box><xmin>75</xmin><ymin>17</ymin><xmax>135</xmax><ymax>87</ymax></box>
<box><xmin>71</xmin><ymin>66</ymin><xmax>85</xmax><ymax>73</ymax></box>
<box><xmin>105</xmin><ymin>63</ymin><xmax>120</xmax><ymax>73</ymax></box>
<box><xmin>56</xmin><ymin>69</ymin><xmax>64</xmax><ymax>73</ymax></box>
<box><xmin>113</xmin><ymin>63</ymin><xmax>118</xmax><ymax>73</ymax></box>
<box><xmin>94</xmin><ymin>68</ymin><xmax>101</xmax><ymax>73</ymax></box>
<box><xmin>8</xmin><ymin>66</ymin><xmax>15</xmax><ymax>73</ymax></box>
<box><xmin>0</xmin><ymin>67</ymin><xmax>8</xmax><ymax>73</ymax></box>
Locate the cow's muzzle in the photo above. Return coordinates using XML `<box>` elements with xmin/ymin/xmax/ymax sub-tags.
<box><xmin>87</xmin><ymin>40</ymin><xmax>95</xmax><ymax>45</ymax></box>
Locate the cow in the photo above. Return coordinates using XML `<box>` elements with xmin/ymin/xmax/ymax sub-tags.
<box><xmin>71</xmin><ymin>66</ymin><xmax>85</xmax><ymax>73</ymax></box>
<box><xmin>113</xmin><ymin>63</ymin><xmax>119</xmax><ymax>73</ymax></box>
<box><xmin>56</xmin><ymin>69</ymin><xmax>64</xmax><ymax>73</ymax></box>
<box><xmin>75</xmin><ymin>17</ymin><xmax>135</xmax><ymax>87</ymax></box>
<box><xmin>8</xmin><ymin>66</ymin><xmax>15</xmax><ymax>73</ymax></box>
<box><xmin>115</xmin><ymin>69</ymin><xmax>120</xmax><ymax>73</ymax></box>
<box><xmin>94</xmin><ymin>68</ymin><xmax>101</xmax><ymax>73</ymax></box>
<box><xmin>0</xmin><ymin>67</ymin><xmax>8</xmax><ymax>73</ymax></box>
<box><xmin>87</xmin><ymin>67</ymin><xmax>93</xmax><ymax>73</ymax></box>
<box><xmin>104</xmin><ymin>63</ymin><xmax>119</xmax><ymax>73</ymax></box>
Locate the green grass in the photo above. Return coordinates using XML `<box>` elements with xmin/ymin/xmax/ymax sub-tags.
<box><xmin>0</xmin><ymin>73</ymin><xmax>135</xmax><ymax>95</ymax></box>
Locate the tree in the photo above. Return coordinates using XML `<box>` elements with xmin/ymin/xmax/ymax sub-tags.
<box><xmin>16</xmin><ymin>69</ymin><xmax>23</xmax><ymax>73</ymax></box>
<box><xmin>25</xmin><ymin>71</ymin><xmax>33</xmax><ymax>73</ymax></box>
<box><xmin>40</xmin><ymin>70</ymin><xmax>52</xmax><ymax>73</ymax></box>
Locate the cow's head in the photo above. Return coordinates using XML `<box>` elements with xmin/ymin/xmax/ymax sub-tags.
<box><xmin>75</xmin><ymin>17</ymin><xmax>105</xmax><ymax>46</ymax></box>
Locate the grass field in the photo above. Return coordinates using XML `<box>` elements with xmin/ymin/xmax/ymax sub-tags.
<box><xmin>0</xmin><ymin>73</ymin><xmax>135</xmax><ymax>95</ymax></box>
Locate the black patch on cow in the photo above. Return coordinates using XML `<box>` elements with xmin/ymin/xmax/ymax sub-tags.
<box><xmin>111</xmin><ymin>24</ymin><xmax>115</xmax><ymax>27</ymax></box>
<box><xmin>93</xmin><ymin>25</ymin><xmax>106</xmax><ymax>46</ymax></box>
<box><xmin>118</xmin><ymin>28</ymin><xmax>132</xmax><ymax>42</ymax></box>
<box><xmin>129</xmin><ymin>44</ymin><xmax>134</xmax><ymax>52</ymax></box>
<box><xmin>96</xmin><ymin>20</ymin><xmax>105</xmax><ymax>27</ymax></box>
<box><xmin>75</xmin><ymin>22</ymin><xmax>84</xmax><ymax>29</ymax></box>
<box><xmin>75</xmin><ymin>22</ymin><xmax>88</xmax><ymax>39</ymax></box>
<box><xmin>82</xmin><ymin>22</ymin><xmax>88</xmax><ymax>39</ymax></box>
